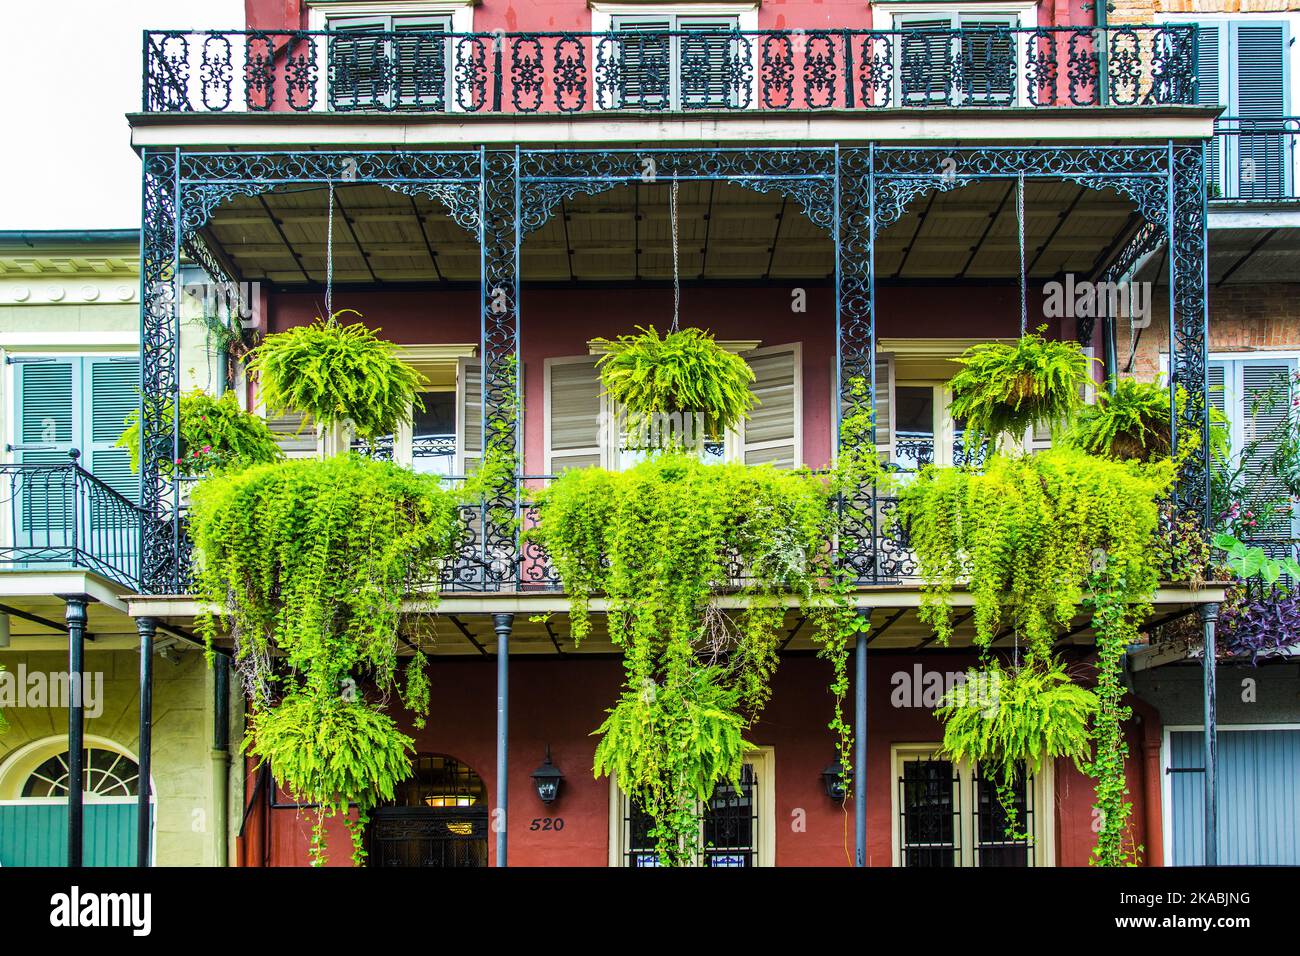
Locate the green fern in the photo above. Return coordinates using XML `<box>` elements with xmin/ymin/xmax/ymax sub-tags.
<box><xmin>118</xmin><ymin>388</ymin><xmax>282</xmax><ymax>476</ymax></box>
<box><xmin>592</xmin><ymin>326</ymin><xmax>756</xmax><ymax>440</ymax></box>
<box><xmin>948</xmin><ymin>327</ymin><xmax>1095</xmax><ymax>447</ymax></box>
<box><xmin>247</xmin><ymin>310</ymin><xmax>425</xmax><ymax>439</ymax></box>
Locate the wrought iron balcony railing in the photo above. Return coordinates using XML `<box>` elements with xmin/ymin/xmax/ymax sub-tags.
<box><xmin>1209</xmin><ymin>117</ymin><xmax>1300</xmax><ymax>203</ymax></box>
<box><xmin>0</xmin><ymin>455</ymin><xmax>141</xmax><ymax>590</ymax></box>
<box><xmin>143</xmin><ymin>25</ymin><xmax>1197</xmax><ymax>115</ymax></box>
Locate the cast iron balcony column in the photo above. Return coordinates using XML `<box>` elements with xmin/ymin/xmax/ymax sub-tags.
<box><xmin>62</xmin><ymin>595</ymin><xmax>89</xmax><ymax>868</ymax></box>
<box><xmin>1201</xmin><ymin>601</ymin><xmax>1220</xmax><ymax>865</ymax></box>
<box><xmin>136</xmin><ymin>616</ymin><xmax>157</xmax><ymax>867</ymax></box>
<box><xmin>494</xmin><ymin>612</ymin><xmax>513</xmax><ymax>866</ymax></box>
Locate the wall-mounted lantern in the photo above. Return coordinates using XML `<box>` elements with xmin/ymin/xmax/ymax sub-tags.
<box><xmin>531</xmin><ymin>746</ymin><xmax>564</xmax><ymax>804</ymax></box>
<box><xmin>822</xmin><ymin>758</ymin><xmax>847</xmax><ymax>802</ymax></box>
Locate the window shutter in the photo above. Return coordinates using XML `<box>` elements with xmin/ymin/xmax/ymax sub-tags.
<box><xmin>16</xmin><ymin>359</ymin><xmax>77</xmax><ymax>537</ymax></box>
<box><xmin>457</xmin><ymin>357</ymin><xmax>482</xmax><ymax>474</ymax></box>
<box><xmin>545</xmin><ymin>357</ymin><xmax>605</xmax><ymax>473</ymax></box>
<box><xmin>394</xmin><ymin>17</ymin><xmax>449</xmax><ymax>110</ymax></box>
<box><xmin>1240</xmin><ymin>361</ymin><xmax>1293</xmax><ymax>537</ymax></box>
<box><xmin>743</xmin><ymin>345</ymin><xmax>800</xmax><ymax>468</ymax></box>
<box><xmin>1232</xmin><ymin>23</ymin><xmax>1287</xmax><ymax>200</ymax></box>
<box><xmin>329</xmin><ymin>17</ymin><xmax>392</xmax><ymax>110</ymax></box>
<box><xmin>1196</xmin><ymin>23</ymin><xmax>1225</xmax><ymax>195</ymax></box>
<box><xmin>85</xmin><ymin>358</ymin><xmax>141</xmax><ymax>503</ymax></box>
<box><xmin>898</xmin><ymin>17</ymin><xmax>954</xmax><ymax>105</ymax></box>
<box><xmin>873</xmin><ymin>352</ymin><xmax>895</xmax><ymax>459</ymax></box>
<box><xmin>614</xmin><ymin>19</ymin><xmax>673</xmax><ymax>109</ymax></box>
<box><xmin>680</xmin><ymin>18</ymin><xmax>738</xmax><ymax>109</ymax></box>
<box><xmin>265</xmin><ymin>411</ymin><xmax>315</xmax><ymax>460</ymax></box>
<box><xmin>958</xmin><ymin>17</ymin><xmax>1015</xmax><ymax>105</ymax></box>
<box><xmin>1208</xmin><ymin>362</ymin><xmax>1229</xmax><ymax>449</ymax></box>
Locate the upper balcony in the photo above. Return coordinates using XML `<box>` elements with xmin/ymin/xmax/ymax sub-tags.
<box><xmin>133</xmin><ymin>25</ymin><xmax>1208</xmax><ymax>148</ymax></box>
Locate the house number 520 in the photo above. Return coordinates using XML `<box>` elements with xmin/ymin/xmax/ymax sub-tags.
<box><xmin>530</xmin><ymin>817</ymin><xmax>565</xmax><ymax>832</ymax></box>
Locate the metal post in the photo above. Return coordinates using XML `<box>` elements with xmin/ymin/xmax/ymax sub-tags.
<box><xmin>136</xmin><ymin>616</ymin><xmax>156</xmax><ymax>867</ymax></box>
<box><xmin>64</xmin><ymin>595</ymin><xmax>88</xmax><ymax>868</ymax></box>
<box><xmin>854</xmin><ymin>607</ymin><xmax>871</xmax><ymax>867</ymax></box>
<box><xmin>1201</xmin><ymin>602</ymin><xmax>1219</xmax><ymax>865</ymax></box>
<box><xmin>494</xmin><ymin>612</ymin><xmax>512</xmax><ymax>867</ymax></box>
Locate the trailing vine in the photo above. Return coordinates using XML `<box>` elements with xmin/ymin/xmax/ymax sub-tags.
<box><xmin>190</xmin><ymin>454</ymin><xmax>461</xmax><ymax>864</ymax></box>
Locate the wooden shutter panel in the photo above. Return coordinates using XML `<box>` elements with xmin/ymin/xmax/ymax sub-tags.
<box><xmin>873</xmin><ymin>352</ymin><xmax>894</xmax><ymax>459</ymax></box>
<box><xmin>394</xmin><ymin>17</ymin><xmax>449</xmax><ymax>109</ymax></box>
<box><xmin>85</xmin><ymin>358</ymin><xmax>140</xmax><ymax>503</ymax></box>
<box><xmin>1196</xmin><ymin>23</ymin><xmax>1225</xmax><ymax>195</ymax></box>
<box><xmin>958</xmin><ymin>17</ymin><xmax>1015</xmax><ymax>105</ymax></box>
<box><xmin>743</xmin><ymin>345</ymin><xmax>800</xmax><ymax>468</ymax></box>
<box><xmin>330</xmin><ymin>17</ymin><xmax>391</xmax><ymax>110</ymax></box>
<box><xmin>1209</xmin><ymin>362</ymin><xmax>1229</xmax><ymax>451</ymax></box>
<box><xmin>1233</xmin><ymin>23</ymin><xmax>1287</xmax><ymax>200</ymax></box>
<box><xmin>615</xmin><ymin>19</ymin><xmax>672</xmax><ymax>109</ymax></box>
<box><xmin>16</xmin><ymin>359</ymin><xmax>77</xmax><ymax>538</ymax></box>
<box><xmin>266</xmin><ymin>411</ymin><xmax>316</xmax><ymax>460</ymax></box>
<box><xmin>899</xmin><ymin>18</ymin><xmax>953</xmax><ymax>105</ymax></box>
<box><xmin>457</xmin><ymin>357</ymin><xmax>482</xmax><ymax>474</ymax></box>
<box><xmin>546</xmin><ymin>357</ymin><xmax>604</xmax><ymax>473</ymax></box>
<box><xmin>680</xmin><ymin>18</ymin><xmax>738</xmax><ymax>109</ymax></box>
<box><xmin>1240</xmin><ymin>361</ymin><xmax>1293</xmax><ymax>537</ymax></box>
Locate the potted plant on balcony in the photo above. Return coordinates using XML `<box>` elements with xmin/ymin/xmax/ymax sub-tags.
<box><xmin>947</xmin><ymin>326</ymin><xmax>1095</xmax><ymax>449</ymax></box>
<box><xmin>247</xmin><ymin>309</ymin><xmax>425</xmax><ymax>453</ymax></box>
<box><xmin>591</xmin><ymin>325</ymin><xmax>756</xmax><ymax>447</ymax></box>
<box><xmin>118</xmin><ymin>388</ymin><xmax>282</xmax><ymax>479</ymax></box>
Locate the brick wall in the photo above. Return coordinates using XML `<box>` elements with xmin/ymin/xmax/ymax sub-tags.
<box><xmin>1121</xmin><ymin>283</ymin><xmax>1300</xmax><ymax>379</ymax></box>
<box><xmin>1113</xmin><ymin>0</ymin><xmax>1300</xmax><ymax>23</ymax></box>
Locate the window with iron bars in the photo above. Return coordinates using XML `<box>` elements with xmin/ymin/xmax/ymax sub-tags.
<box><xmin>622</xmin><ymin>763</ymin><xmax>760</xmax><ymax>867</ymax></box>
<box><xmin>895</xmin><ymin>752</ymin><xmax>1039</xmax><ymax>867</ymax></box>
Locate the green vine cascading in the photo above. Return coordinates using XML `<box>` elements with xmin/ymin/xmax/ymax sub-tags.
<box><xmin>897</xmin><ymin>445</ymin><xmax>1176</xmax><ymax>865</ymax></box>
<box><xmin>530</xmin><ymin>452</ymin><xmax>862</xmax><ymax>864</ymax></box>
<box><xmin>190</xmin><ymin>454</ymin><xmax>461</xmax><ymax>864</ymax></box>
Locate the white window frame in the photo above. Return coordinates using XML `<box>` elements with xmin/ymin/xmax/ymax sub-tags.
<box><xmin>590</xmin><ymin>2</ymin><xmax>761</xmax><ymax>112</ymax></box>
<box><xmin>890</xmin><ymin>743</ymin><xmax>1055</xmax><ymax>867</ymax></box>
<box><xmin>871</xmin><ymin>2</ymin><xmax>1038</xmax><ymax>108</ymax></box>
<box><xmin>1160</xmin><ymin>722</ymin><xmax>1300</xmax><ymax>867</ymax></box>
<box><xmin>607</xmin><ymin>745</ymin><xmax>775</xmax><ymax>867</ymax></box>
<box><xmin>543</xmin><ymin>354</ymin><xmax>610</xmax><ymax>473</ymax></box>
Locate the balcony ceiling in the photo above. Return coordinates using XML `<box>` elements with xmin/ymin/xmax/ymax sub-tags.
<box><xmin>199</xmin><ymin>179</ymin><xmax>1142</xmax><ymax>286</ymax></box>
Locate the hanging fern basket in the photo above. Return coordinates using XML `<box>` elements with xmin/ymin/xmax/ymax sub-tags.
<box><xmin>246</xmin><ymin>310</ymin><xmax>425</xmax><ymax>440</ymax></box>
<box><xmin>591</xmin><ymin>326</ymin><xmax>756</xmax><ymax>441</ymax></box>
<box><xmin>947</xmin><ymin>327</ymin><xmax>1096</xmax><ymax>448</ymax></box>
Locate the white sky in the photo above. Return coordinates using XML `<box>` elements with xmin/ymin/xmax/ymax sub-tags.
<box><xmin>0</xmin><ymin>1</ymin><xmax>244</xmax><ymax>231</ymax></box>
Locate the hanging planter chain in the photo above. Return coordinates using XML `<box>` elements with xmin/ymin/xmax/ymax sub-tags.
<box><xmin>325</xmin><ymin>179</ymin><xmax>336</xmax><ymax>320</ymax></box>
<box><xmin>670</xmin><ymin>173</ymin><xmax>680</xmax><ymax>333</ymax></box>
<box><xmin>1017</xmin><ymin>173</ymin><xmax>1027</xmax><ymax>337</ymax></box>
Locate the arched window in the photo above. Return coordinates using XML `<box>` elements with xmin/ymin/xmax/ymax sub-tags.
<box><xmin>21</xmin><ymin>747</ymin><xmax>141</xmax><ymax>798</ymax></box>
<box><xmin>369</xmin><ymin>754</ymin><xmax>488</xmax><ymax>867</ymax></box>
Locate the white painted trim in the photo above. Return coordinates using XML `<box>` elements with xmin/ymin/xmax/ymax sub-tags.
<box><xmin>1160</xmin><ymin>722</ymin><xmax>1300</xmax><ymax>866</ymax></box>
<box><xmin>305</xmin><ymin>1</ymin><xmax>475</xmax><ymax>34</ymax></box>
<box><xmin>0</xmin><ymin>334</ymin><xmax>137</xmax><ymax>348</ymax></box>
<box><xmin>543</xmin><ymin>354</ymin><xmax>608</xmax><ymax>473</ymax></box>
<box><xmin>129</xmin><ymin>109</ymin><xmax>1220</xmax><ymax>148</ymax></box>
<box><xmin>0</xmin><ymin>572</ymin><xmax>133</xmax><ymax>609</ymax></box>
<box><xmin>889</xmin><ymin>742</ymin><xmax>1055</xmax><ymax>867</ymax></box>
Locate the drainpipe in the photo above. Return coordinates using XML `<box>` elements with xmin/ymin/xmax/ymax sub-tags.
<box><xmin>136</xmin><ymin>616</ymin><xmax>156</xmax><ymax>866</ymax></box>
<box><xmin>63</xmin><ymin>595</ymin><xmax>89</xmax><ymax>868</ymax></box>
<box><xmin>1200</xmin><ymin>602</ymin><xmax>1219</xmax><ymax>865</ymax></box>
<box><xmin>494</xmin><ymin>613</ymin><xmax>513</xmax><ymax>867</ymax></box>
<box><xmin>1095</xmin><ymin>1</ymin><xmax>1110</xmax><ymax>108</ymax></box>
<box><xmin>212</xmin><ymin>654</ymin><xmax>230</xmax><ymax>866</ymax></box>
<box><xmin>854</xmin><ymin>607</ymin><xmax>872</xmax><ymax>868</ymax></box>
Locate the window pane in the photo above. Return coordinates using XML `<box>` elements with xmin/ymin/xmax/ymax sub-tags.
<box><xmin>414</xmin><ymin>391</ymin><xmax>457</xmax><ymax>475</ymax></box>
<box><xmin>974</xmin><ymin>762</ymin><xmax>1032</xmax><ymax>867</ymax></box>
<box><xmin>894</xmin><ymin>385</ymin><xmax>935</xmax><ymax>470</ymax></box>
<box><xmin>899</xmin><ymin>757</ymin><xmax>958</xmax><ymax>867</ymax></box>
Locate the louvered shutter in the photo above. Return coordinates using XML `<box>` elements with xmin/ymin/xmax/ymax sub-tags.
<box><xmin>329</xmin><ymin>17</ymin><xmax>391</xmax><ymax>110</ymax></box>
<box><xmin>958</xmin><ymin>16</ymin><xmax>1015</xmax><ymax>105</ymax></box>
<box><xmin>1209</xmin><ymin>362</ymin><xmax>1229</xmax><ymax>452</ymax></box>
<box><xmin>899</xmin><ymin>17</ymin><xmax>954</xmax><ymax>105</ymax></box>
<box><xmin>15</xmin><ymin>359</ymin><xmax>77</xmax><ymax>541</ymax></box>
<box><xmin>546</xmin><ymin>357</ymin><xmax>605</xmax><ymax>472</ymax></box>
<box><xmin>873</xmin><ymin>352</ymin><xmax>895</xmax><ymax>461</ymax></box>
<box><xmin>1198</xmin><ymin>23</ymin><xmax>1226</xmax><ymax>195</ymax></box>
<box><xmin>742</xmin><ymin>345</ymin><xmax>800</xmax><ymax>468</ymax></box>
<box><xmin>265</xmin><ymin>411</ymin><xmax>315</xmax><ymax>460</ymax></box>
<box><xmin>614</xmin><ymin>19</ymin><xmax>672</xmax><ymax>109</ymax></box>
<box><xmin>394</xmin><ymin>17</ymin><xmax>450</xmax><ymax>110</ymax></box>
<box><xmin>1240</xmin><ymin>361</ymin><xmax>1294</xmax><ymax>537</ymax></box>
<box><xmin>680</xmin><ymin>18</ymin><xmax>738</xmax><ymax>109</ymax></box>
<box><xmin>456</xmin><ymin>357</ymin><xmax>482</xmax><ymax>474</ymax></box>
<box><xmin>85</xmin><ymin>358</ymin><xmax>140</xmax><ymax>503</ymax></box>
<box><xmin>1232</xmin><ymin>23</ymin><xmax>1287</xmax><ymax>200</ymax></box>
